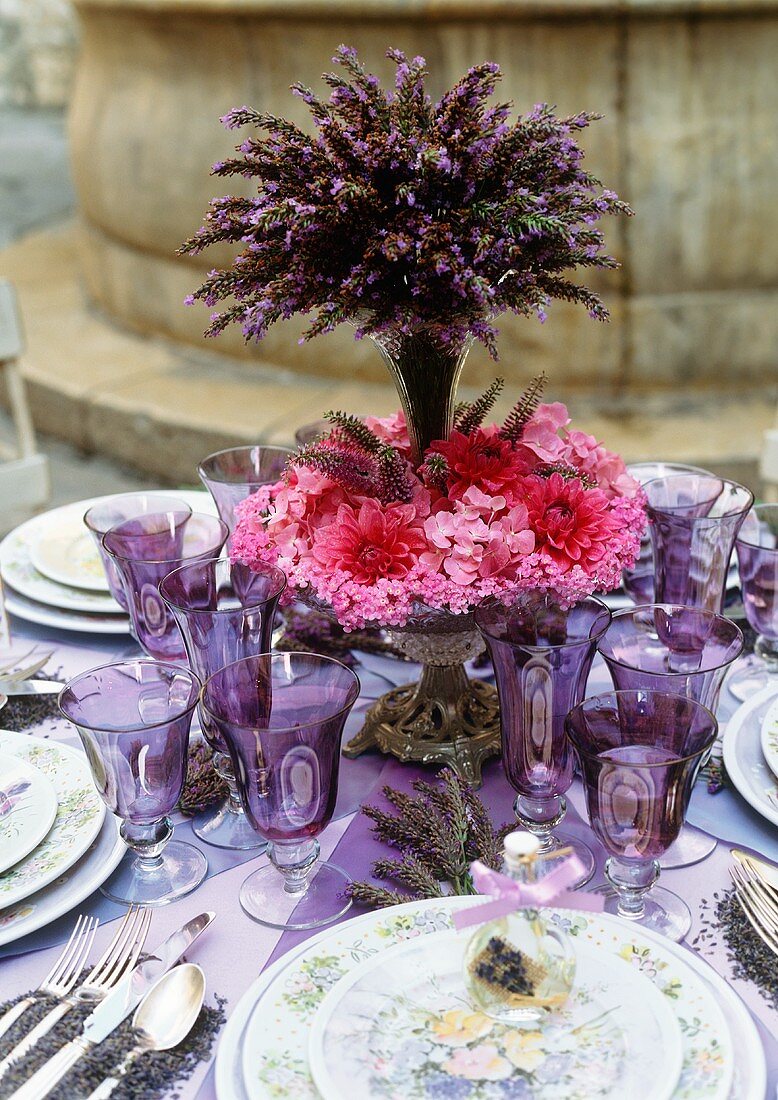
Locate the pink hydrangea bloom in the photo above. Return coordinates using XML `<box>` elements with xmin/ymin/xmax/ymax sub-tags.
<box><xmin>363</xmin><ymin>410</ymin><xmax>412</xmax><ymax>457</ymax></box>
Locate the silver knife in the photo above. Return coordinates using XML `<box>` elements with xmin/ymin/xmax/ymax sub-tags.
<box><xmin>9</xmin><ymin>911</ymin><xmax>215</xmax><ymax>1100</ymax></box>
<box><xmin>0</xmin><ymin>679</ymin><xmax>63</xmax><ymax>696</ymax></box>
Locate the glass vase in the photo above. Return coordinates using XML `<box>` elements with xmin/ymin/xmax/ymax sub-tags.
<box><xmin>365</xmin><ymin>322</ymin><xmax>473</xmax><ymax>466</ymax></box>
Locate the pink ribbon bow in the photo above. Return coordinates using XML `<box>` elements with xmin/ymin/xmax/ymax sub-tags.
<box><xmin>452</xmin><ymin>857</ymin><xmax>604</xmax><ymax>931</ymax></box>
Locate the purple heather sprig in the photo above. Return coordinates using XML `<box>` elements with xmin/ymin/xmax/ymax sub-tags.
<box><xmin>181</xmin><ymin>46</ymin><xmax>632</xmax><ymax>356</ymax></box>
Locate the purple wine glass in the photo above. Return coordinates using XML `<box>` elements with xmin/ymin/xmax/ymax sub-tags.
<box><xmin>622</xmin><ymin>463</ymin><xmax>710</xmax><ymax>604</ymax></box>
<box><xmin>58</xmin><ymin>660</ymin><xmax>205</xmax><ymax>906</ymax></box>
<box><xmin>197</xmin><ymin>445</ymin><xmax>292</xmax><ymax>534</ymax></box>
<box><xmin>566</xmin><ymin>689</ymin><xmax>717</xmax><ymax>941</ymax></box>
<box><xmin>102</xmin><ymin>512</ymin><xmax>228</xmax><ymax>660</ymax></box>
<box><xmin>731</xmin><ymin>504</ymin><xmax>778</xmax><ymax>699</ymax></box>
<box><xmin>83</xmin><ymin>494</ymin><xmax>193</xmax><ymax>609</ymax></box>
<box><xmin>645</xmin><ymin>474</ymin><xmax>753</xmax><ymax>612</ymax></box>
<box><xmin>201</xmin><ymin>652</ymin><xmax>360</xmax><ymax>930</ymax></box>
<box><xmin>599</xmin><ymin>604</ymin><xmax>742</xmax><ymax>868</ymax></box>
<box><xmin>474</xmin><ymin>589</ymin><xmax>611</xmax><ymax>887</ymax></box>
<box><xmin>160</xmin><ymin>557</ymin><xmax>287</xmax><ymax>851</ymax></box>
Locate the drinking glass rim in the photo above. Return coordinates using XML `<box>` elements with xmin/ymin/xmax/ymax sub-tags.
<box><xmin>58</xmin><ymin>658</ymin><xmax>201</xmax><ymax>732</ymax></box>
<box><xmin>474</xmin><ymin>591</ymin><xmax>612</xmax><ymax>649</ymax></box>
<box><xmin>101</xmin><ymin>512</ymin><xmax>229</xmax><ymax>564</ymax></box>
<box><xmin>200</xmin><ymin>651</ymin><xmax>361</xmax><ymax>735</ymax></box>
<box><xmin>159</xmin><ymin>556</ymin><xmax>287</xmax><ymax>612</ymax></box>
<box><xmin>197</xmin><ymin>444</ymin><xmax>293</xmax><ymax>485</ymax></box>
<box><xmin>599</xmin><ymin>603</ymin><xmax>744</xmax><ymax>673</ymax></box>
<box><xmin>83</xmin><ymin>494</ymin><xmax>193</xmax><ymax>535</ymax></box>
<box><xmin>642</xmin><ymin>474</ymin><xmax>754</xmax><ymax>516</ymax></box>
<box><xmin>565</xmin><ymin>688</ymin><xmax>718</xmax><ymax>765</ymax></box>
<box><xmin>626</xmin><ymin>461</ymin><xmax>711</xmax><ymax>483</ymax></box>
<box><xmin>735</xmin><ymin>503</ymin><xmax>778</xmax><ymax>550</ymax></box>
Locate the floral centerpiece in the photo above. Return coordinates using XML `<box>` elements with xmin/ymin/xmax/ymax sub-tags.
<box><xmin>182</xmin><ymin>47</ymin><xmax>644</xmax><ymax>782</ymax></box>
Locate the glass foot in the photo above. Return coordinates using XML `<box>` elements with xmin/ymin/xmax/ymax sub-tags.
<box><xmin>727</xmin><ymin>657</ymin><xmax>774</xmax><ymax>702</ymax></box>
<box><xmin>240</xmin><ymin>860</ymin><xmax>352</xmax><ymax>930</ymax></box>
<box><xmin>658</xmin><ymin>826</ymin><xmax>716</xmax><ymax>869</ymax></box>
<box><xmin>192</xmin><ymin>800</ymin><xmax>266</xmax><ymax>851</ymax></box>
<box><xmin>100</xmin><ymin>841</ymin><xmax>208</xmax><ymax>907</ymax></box>
<box><xmin>600</xmin><ymin>885</ymin><xmax>691</xmax><ymax>942</ymax></box>
<box><xmin>540</xmin><ymin>831</ymin><xmax>596</xmax><ymax>889</ymax></box>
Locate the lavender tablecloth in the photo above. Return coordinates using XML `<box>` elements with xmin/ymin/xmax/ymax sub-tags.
<box><xmin>1</xmin><ymin>618</ymin><xmax>777</xmax><ymax>1100</ymax></box>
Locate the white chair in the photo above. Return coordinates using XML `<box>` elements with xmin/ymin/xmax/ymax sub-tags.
<box><xmin>0</xmin><ymin>280</ymin><xmax>50</xmax><ymax>533</ymax></box>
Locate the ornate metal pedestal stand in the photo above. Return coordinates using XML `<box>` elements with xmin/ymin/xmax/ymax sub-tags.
<box><xmin>343</xmin><ymin>612</ymin><xmax>501</xmax><ymax>787</ymax></box>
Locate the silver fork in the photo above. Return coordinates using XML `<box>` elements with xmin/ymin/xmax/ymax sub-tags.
<box><xmin>730</xmin><ymin>861</ymin><xmax>778</xmax><ymax>955</ymax></box>
<box><xmin>0</xmin><ymin>907</ymin><xmax>151</xmax><ymax>1078</ymax></box>
<box><xmin>0</xmin><ymin>915</ymin><xmax>98</xmax><ymax>1043</ymax></box>
<box><xmin>0</xmin><ymin>652</ymin><xmax>54</xmax><ymax>686</ymax></box>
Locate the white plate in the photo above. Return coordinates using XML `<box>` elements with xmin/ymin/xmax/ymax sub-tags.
<box><xmin>3</xmin><ymin>585</ymin><xmax>131</xmax><ymax>635</ymax></box>
<box><xmin>0</xmin><ymin>730</ymin><xmax>105</xmax><ymax>909</ymax></box>
<box><xmin>30</xmin><ymin>527</ymin><xmax>111</xmax><ymax>593</ymax></box>
<box><xmin>309</xmin><ymin>928</ymin><xmax>683</xmax><ymax>1100</ymax></box>
<box><xmin>723</xmin><ymin>685</ymin><xmax>778</xmax><ymax>828</ymax></box>
<box><xmin>0</xmin><ymin>490</ymin><xmax>216</xmax><ymax>615</ymax></box>
<box><xmin>759</xmin><ymin>693</ymin><xmax>778</xmax><ymax>781</ymax></box>
<box><xmin>0</xmin><ymin>810</ymin><xmax>123</xmax><ymax>948</ymax></box>
<box><xmin>0</xmin><ymin>751</ymin><xmax>58</xmax><ymax>875</ymax></box>
<box><xmin>237</xmin><ymin>897</ymin><xmax>735</xmax><ymax>1100</ymax></box>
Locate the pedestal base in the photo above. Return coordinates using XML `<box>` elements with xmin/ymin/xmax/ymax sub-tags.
<box><xmin>344</xmin><ymin>663</ymin><xmax>500</xmax><ymax>787</ymax></box>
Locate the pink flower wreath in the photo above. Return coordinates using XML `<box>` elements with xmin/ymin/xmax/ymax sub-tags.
<box><xmin>231</xmin><ymin>401</ymin><xmax>645</xmax><ymax>631</ymax></box>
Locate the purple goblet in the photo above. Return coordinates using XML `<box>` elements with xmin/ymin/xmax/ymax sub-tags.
<box><xmin>622</xmin><ymin>463</ymin><xmax>711</xmax><ymax>604</ymax></box>
<box><xmin>197</xmin><ymin>446</ymin><xmax>292</xmax><ymax>534</ymax></box>
<box><xmin>102</xmin><ymin>512</ymin><xmax>228</xmax><ymax>660</ymax></box>
<box><xmin>83</xmin><ymin>494</ymin><xmax>193</xmax><ymax>609</ymax></box>
<box><xmin>731</xmin><ymin>504</ymin><xmax>778</xmax><ymax>699</ymax></box>
<box><xmin>645</xmin><ymin>474</ymin><xmax>753</xmax><ymax>612</ymax></box>
<box><xmin>58</xmin><ymin>660</ymin><xmax>205</xmax><ymax>906</ymax></box>
<box><xmin>474</xmin><ymin>589</ymin><xmax>611</xmax><ymax>887</ymax></box>
<box><xmin>566</xmin><ymin>689</ymin><xmax>717</xmax><ymax>941</ymax></box>
<box><xmin>599</xmin><ymin>604</ymin><xmax>742</xmax><ymax>867</ymax></box>
<box><xmin>201</xmin><ymin>652</ymin><xmax>360</xmax><ymax>930</ymax></box>
<box><xmin>160</xmin><ymin>557</ymin><xmax>287</xmax><ymax>850</ymax></box>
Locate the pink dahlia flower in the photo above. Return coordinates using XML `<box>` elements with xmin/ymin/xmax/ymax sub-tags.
<box><xmin>523</xmin><ymin>472</ymin><xmax>618</xmax><ymax>574</ymax></box>
<box><xmin>312</xmin><ymin>499</ymin><xmax>427</xmax><ymax>585</ymax></box>
<box><xmin>431</xmin><ymin>426</ymin><xmax>528</xmax><ymax>501</ymax></box>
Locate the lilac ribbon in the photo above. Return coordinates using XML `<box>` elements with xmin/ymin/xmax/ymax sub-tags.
<box><xmin>452</xmin><ymin>857</ymin><xmax>605</xmax><ymax>931</ymax></box>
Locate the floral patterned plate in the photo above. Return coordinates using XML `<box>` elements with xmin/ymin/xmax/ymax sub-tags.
<box><xmin>239</xmin><ymin>897</ymin><xmax>735</xmax><ymax>1100</ymax></box>
<box><xmin>0</xmin><ymin>750</ymin><xmax>57</xmax><ymax>875</ymax></box>
<box><xmin>308</xmin><ymin>927</ymin><xmax>683</xmax><ymax>1100</ymax></box>
<box><xmin>759</xmin><ymin>693</ymin><xmax>778</xmax><ymax>782</ymax></box>
<box><xmin>0</xmin><ymin>730</ymin><xmax>105</xmax><ymax>909</ymax></box>
<box><xmin>723</xmin><ymin>684</ymin><xmax>778</xmax><ymax>828</ymax></box>
<box><xmin>0</xmin><ymin>809</ymin><xmax>123</xmax><ymax>950</ymax></box>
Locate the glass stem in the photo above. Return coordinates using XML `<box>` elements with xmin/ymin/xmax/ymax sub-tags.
<box><xmin>268</xmin><ymin>838</ymin><xmax>320</xmax><ymax>896</ymax></box>
<box><xmin>605</xmin><ymin>857</ymin><xmax>659</xmax><ymax>920</ymax></box>
<box><xmin>755</xmin><ymin>635</ymin><xmax>778</xmax><ymax>672</ymax></box>
<box><xmin>120</xmin><ymin>818</ymin><xmax>173</xmax><ymax>868</ymax></box>
<box><xmin>213</xmin><ymin>752</ymin><xmax>244</xmax><ymax>814</ymax></box>
<box><xmin>514</xmin><ymin>794</ymin><xmax>565</xmax><ymax>855</ymax></box>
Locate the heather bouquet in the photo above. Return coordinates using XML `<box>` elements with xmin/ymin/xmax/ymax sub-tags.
<box><xmin>182</xmin><ymin>46</ymin><xmax>633</xmax><ymax>463</ymax></box>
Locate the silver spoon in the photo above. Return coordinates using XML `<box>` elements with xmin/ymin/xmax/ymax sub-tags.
<box><xmin>84</xmin><ymin>963</ymin><xmax>206</xmax><ymax>1100</ymax></box>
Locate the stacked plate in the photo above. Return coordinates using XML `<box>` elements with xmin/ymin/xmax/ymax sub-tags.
<box><xmin>723</xmin><ymin>684</ymin><xmax>778</xmax><ymax>828</ymax></box>
<box><xmin>0</xmin><ymin>729</ymin><xmax>122</xmax><ymax>947</ymax></box>
<box><xmin>216</xmin><ymin>895</ymin><xmax>765</xmax><ymax>1100</ymax></box>
<box><xmin>0</xmin><ymin>490</ymin><xmax>215</xmax><ymax>634</ymax></box>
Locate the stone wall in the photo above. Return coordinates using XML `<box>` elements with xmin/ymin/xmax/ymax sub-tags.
<box><xmin>0</xmin><ymin>0</ymin><xmax>78</xmax><ymax>107</ymax></box>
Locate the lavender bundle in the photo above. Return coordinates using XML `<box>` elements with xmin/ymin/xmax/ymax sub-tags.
<box><xmin>347</xmin><ymin>769</ymin><xmax>510</xmax><ymax>908</ymax></box>
<box><xmin>182</xmin><ymin>46</ymin><xmax>632</xmax><ymax>358</ymax></box>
